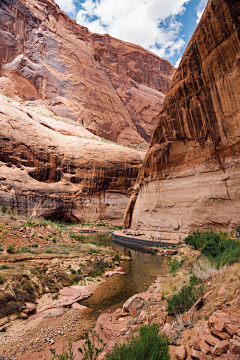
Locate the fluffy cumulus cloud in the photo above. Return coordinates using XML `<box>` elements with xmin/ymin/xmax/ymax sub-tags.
<box><xmin>196</xmin><ymin>0</ymin><xmax>208</xmax><ymax>23</ymax></box>
<box><xmin>76</xmin><ymin>0</ymin><xmax>191</xmax><ymax>59</ymax></box>
<box><xmin>55</xmin><ymin>0</ymin><xmax>76</xmax><ymax>14</ymax></box>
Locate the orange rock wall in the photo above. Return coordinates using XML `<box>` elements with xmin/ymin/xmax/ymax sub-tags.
<box><xmin>0</xmin><ymin>95</ymin><xmax>144</xmax><ymax>222</ymax></box>
<box><xmin>0</xmin><ymin>0</ymin><xmax>174</xmax><ymax>144</ymax></box>
<box><xmin>124</xmin><ymin>0</ymin><xmax>240</xmax><ymax>238</ymax></box>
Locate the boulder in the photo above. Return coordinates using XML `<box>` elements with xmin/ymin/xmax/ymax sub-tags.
<box><xmin>229</xmin><ymin>339</ymin><xmax>240</xmax><ymax>355</ymax></box>
<box><xmin>210</xmin><ymin>329</ymin><xmax>231</xmax><ymax>340</ymax></box>
<box><xmin>192</xmin><ymin>336</ymin><xmax>201</xmax><ymax>351</ymax></box>
<box><xmin>71</xmin><ymin>303</ymin><xmax>88</xmax><ymax>311</ymax></box>
<box><xmin>225</xmin><ymin>324</ymin><xmax>239</xmax><ymax>336</ymax></box>
<box><xmin>205</xmin><ymin>333</ymin><xmax>221</xmax><ymax>346</ymax></box>
<box><xmin>213</xmin><ymin>340</ymin><xmax>229</xmax><ymax>356</ymax></box>
<box><xmin>138</xmin><ymin>310</ymin><xmax>147</xmax><ymax>322</ymax></box>
<box><xmin>175</xmin><ymin>345</ymin><xmax>187</xmax><ymax>360</ymax></box>
<box><xmin>129</xmin><ymin>306</ymin><xmax>137</xmax><ymax>317</ymax></box>
<box><xmin>20</xmin><ymin>312</ymin><xmax>28</xmax><ymax>319</ymax></box>
<box><xmin>190</xmin><ymin>347</ymin><xmax>201</xmax><ymax>359</ymax></box>
<box><xmin>123</xmin><ymin>296</ymin><xmax>145</xmax><ymax>312</ymax></box>
<box><xmin>198</xmin><ymin>331</ymin><xmax>211</xmax><ymax>355</ymax></box>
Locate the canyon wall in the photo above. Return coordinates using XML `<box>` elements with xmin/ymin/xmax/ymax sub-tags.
<box><xmin>124</xmin><ymin>0</ymin><xmax>240</xmax><ymax>238</ymax></box>
<box><xmin>0</xmin><ymin>95</ymin><xmax>144</xmax><ymax>222</ymax></box>
<box><xmin>0</xmin><ymin>0</ymin><xmax>174</xmax><ymax>144</ymax></box>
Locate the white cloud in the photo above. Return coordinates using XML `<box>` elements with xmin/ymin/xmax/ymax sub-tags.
<box><xmin>175</xmin><ymin>57</ymin><xmax>182</xmax><ymax>68</ymax></box>
<box><xmin>76</xmin><ymin>0</ymin><xmax>191</xmax><ymax>60</ymax></box>
<box><xmin>196</xmin><ymin>0</ymin><xmax>208</xmax><ymax>23</ymax></box>
<box><xmin>55</xmin><ymin>0</ymin><xmax>75</xmax><ymax>14</ymax></box>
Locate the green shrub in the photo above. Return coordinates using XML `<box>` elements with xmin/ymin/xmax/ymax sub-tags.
<box><xmin>90</xmin><ymin>249</ymin><xmax>98</xmax><ymax>253</ymax></box>
<box><xmin>6</xmin><ymin>244</ymin><xmax>15</xmax><ymax>254</ymax></box>
<box><xmin>106</xmin><ymin>324</ymin><xmax>170</xmax><ymax>360</ymax></box>
<box><xmin>45</xmin><ymin>249</ymin><xmax>52</xmax><ymax>254</ymax></box>
<box><xmin>168</xmin><ymin>258</ymin><xmax>185</xmax><ymax>274</ymax></box>
<box><xmin>1</xmin><ymin>203</ymin><xmax>7</xmax><ymax>214</ymax></box>
<box><xmin>42</xmin><ymin>265</ymin><xmax>48</xmax><ymax>274</ymax></box>
<box><xmin>166</xmin><ymin>280</ymin><xmax>204</xmax><ymax>315</ymax></box>
<box><xmin>0</xmin><ymin>265</ymin><xmax>10</xmax><ymax>270</ymax></box>
<box><xmin>0</xmin><ymin>327</ymin><xmax>6</xmax><ymax>332</ymax></box>
<box><xmin>201</xmin><ymin>236</ymin><xmax>225</xmax><ymax>258</ymax></box>
<box><xmin>90</xmin><ymin>269</ymin><xmax>102</xmax><ymax>277</ymax></box>
<box><xmin>32</xmin><ymin>243</ymin><xmax>38</xmax><ymax>248</ymax></box>
<box><xmin>20</xmin><ymin>246</ymin><xmax>32</xmax><ymax>253</ymax></box>
<box><xmin>0</xmin><ymin>247</ymin><xmax>3</xmax><ymax>252</ymax></box>
<box><xmin>49</xmin><ymin>337</ymin><xmax>75</xmax><ymax>360</ymax></box>
<box><xmin>184</xmin><ymin>230</ymin><xmax>240</xmax><ymax>267</ymax></box>
<box><xmin>78</xmin><ymin>330</ymin><xmax>106</xmax><ymax>360</ymax></box>
<box><xmin>0</xmin><ymin>275</ymin><xmax>5</xmax><ymax>284</ymax></box>
<box><xmin>52</xmin><ymin>236</ymin><xmax>57</xmax><ymax>243</ymax></box>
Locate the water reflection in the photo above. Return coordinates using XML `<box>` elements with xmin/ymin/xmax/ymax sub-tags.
<box><xmin>73</xmin><ymin>233</ymin><xmax>167</xmax><ymax>318</ymax></box>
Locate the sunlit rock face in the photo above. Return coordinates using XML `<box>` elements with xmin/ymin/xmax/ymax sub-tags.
<box><xmin>124</xmin><ymin>0</ymin><xmax>240</xmax><ymax>239</ymax></box>
<box><xmin>0</xmin><ymin>95</ymin><xmax>145</xmax><ymax>222</ymax></box>
<box><xmin>0</xmin><ymin>0</ymin><xmax>174</xmax><ymax>145</ymax></box>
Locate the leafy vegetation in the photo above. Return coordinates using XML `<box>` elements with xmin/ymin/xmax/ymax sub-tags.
<box><xmin>0</xmin><ymin>265</ymin><xmax>10</xmax><ymax>270</ymax></box>
<box><xmin>78</xmin><ymin>330</ymin><xmax>106</xmax><ymax>360</ymax></box>
<box><xmin>185</xmin><ymin>230</ymin><xmax>240</xmax><ymax>267</ymax></box>
<box><xmin>6</xmin><ymin>244</ymin><xmax>15</xmax><ymax>254</ymax></box>
<box><xmin>106</xmin><ymin>324</ymin><xmax>170</xmax><ymax>360</ymax></box>
<box><xmin>1</xmin><ymin>203</ymin><xmax>7</xmax><ymax>214</ymax></box>
<box><xmin>0</xmin><ymin>275</ymin><xmax>5</xmax><ymax>284</ymax></box>
<box><xmin>168</xmin><ymin>258</ymin><xmax>185</xmax><ymax>274</ymax></box>
<box><xmin>166</xmin><ymin>277</ymin><xmax>204</xmax><ymax>315</ymax></box>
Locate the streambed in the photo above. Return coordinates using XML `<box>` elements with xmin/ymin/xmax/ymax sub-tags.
<box><xmin>74</xmin><ymin>233</ymin><xmax>168</xmax><ymax>319</ymax></box>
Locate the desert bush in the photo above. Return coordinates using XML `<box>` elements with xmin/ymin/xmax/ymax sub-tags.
<box><xmin>90</xmin><ymin>249</ymin><xmax>98</xmax><ymax>254</ymax></box>
<box><xmin>193</xmin><ymin>257</ymin><xmax>217</xmax><ymax>281</ymax></box>
<box><xmin>6</xmin><ymin>244</ymin><xmax>15</xmax><ymax>254</ymax></box>
<box><xmin>106</xmin><ymin>324</ymin><xmax>170</xmax><ymax>360</ymax></box>
<box><xmin>0</xmin><ymin>265</ymin><xmax>10</xmax><ymax>270</ymax></box>
<box><xmin>49</xmin><ymin>337</ymin><xmax>75</xmax><ymax>360</ymax></box>
<box><xmin>1</xmin><ymin>203</ymin><xmax>7</xmax><ymax>214</ymax></box>
<box><xmin>185</xmin><ymin>230</ymin><xmax>240</xmax><ymax>267</ymax></box>
<box><xmin>78</xmin><ymin>330</ymin><xmax>106</xmax><ymax>360</ymax></box>
<box><xmin>166</xmin><ymin>279</ymin><xmax>204</xmax><ymax>315</ymax></box>
<box><xmin>0</xmin><ymin>275</ymin><xmax>5</xmax><ymax>284</ymax></box>
<box><xmin>168</xmin><ymin>258</ymin><xmax>185</xmax><ymax>274</ymax></box>
<box><xmin>45</xmin><ymin>249</ymin><xmax>52</xmax><ymax>254</ymax></box>
<box><xmin>0</xmin><ymin>247</ymin><xmax>3</xmax><ymax>252</ymax></box>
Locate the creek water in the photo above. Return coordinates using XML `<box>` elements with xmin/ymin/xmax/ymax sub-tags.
<box><xmin>74</xmin><ymin>233</ymin><xmax>167</xmax><ymax>320</ymax></box>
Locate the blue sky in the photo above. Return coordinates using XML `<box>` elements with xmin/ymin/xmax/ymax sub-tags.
<box><xmin>55</xmin><ymin>0</ymin><xmax>208</xmax><ymax>67</ymax></box>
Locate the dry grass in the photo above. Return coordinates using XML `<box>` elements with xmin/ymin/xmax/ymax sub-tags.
<box><xmin>193</xmin><ymin>257</ymin><xmax>218</xmax><ymax>281</ymax></box>
<box><xmin>160</xmin><ymin>272</ymin><xmax>190</xmax><ymax>298</ymax></box>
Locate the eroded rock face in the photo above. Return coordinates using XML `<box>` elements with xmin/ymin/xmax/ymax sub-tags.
<box><xmin>0</xmin><ymin>0</ymin><xmax>174</xmax><ymax>144</ymax></box>
<box><xmin>124</xmin><ymin>0</ymin><xmax>240</xmax><ymax>238</ymax></box>
<box><xmin>0</xmin><ymin>95</ymin><xmax>144</xmax><ymax>221</ymax></box>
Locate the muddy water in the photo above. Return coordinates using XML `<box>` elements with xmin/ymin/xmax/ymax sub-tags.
<box><xmin>74</xmin><ymin>233</ymin><xmax>167</xmax><ymax>320</ymax></box>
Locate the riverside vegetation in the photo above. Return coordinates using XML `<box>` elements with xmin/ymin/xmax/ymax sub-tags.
<box><xmin>42</xmin><ymin>228</ymin><xmax>240</xmax><ymax>359</ymax></box>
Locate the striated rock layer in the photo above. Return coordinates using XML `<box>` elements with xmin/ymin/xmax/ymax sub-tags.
<box><xmin>124</xmin><ymin>0</ymin><xmax>240</xmax><ymax>238</ymax></box>
<box><xmin>0</xmin><ymin>95</ymin><xmax>144</xmax><ymax>222</ymax></box>
<box><xmin>0</xmin><ymin>0</ymin><xmax>174</xmax><ymax>144</ymax></box>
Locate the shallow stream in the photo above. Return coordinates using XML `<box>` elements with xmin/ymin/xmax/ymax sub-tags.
<box><xmin>74</xmin><ymin>233</ymin><xmax>167</xmax><ymax>320</ymax></box>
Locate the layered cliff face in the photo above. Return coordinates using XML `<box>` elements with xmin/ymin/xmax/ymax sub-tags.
<box><xmin>0</xmin><ymin>95</ymin><xmax>144</xmax><ymax>222</ymax></box>
<box><xmin>124</xmin><ymin>0</ymin><xmax>240</xmax><ymax>238</ymax></box>
<box><xmin>0</xmin><ymin>0</ymin><xmax>174</xmax><ymax>145</ymax></box>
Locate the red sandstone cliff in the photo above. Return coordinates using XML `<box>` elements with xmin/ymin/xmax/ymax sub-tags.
<box><xmin>0</xmin><ymin>95</ymin><xmax>144</xmax><ymax>222</ymax></box>
<box><xmin>0</xmin><ymin>0</ymin><xmax>174</xmax><ymax>144</ymax></box>
<box><xmin>124</xmin><ymin>0</ymin><xmax>240</xmax><ymax>238</ymax></box>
